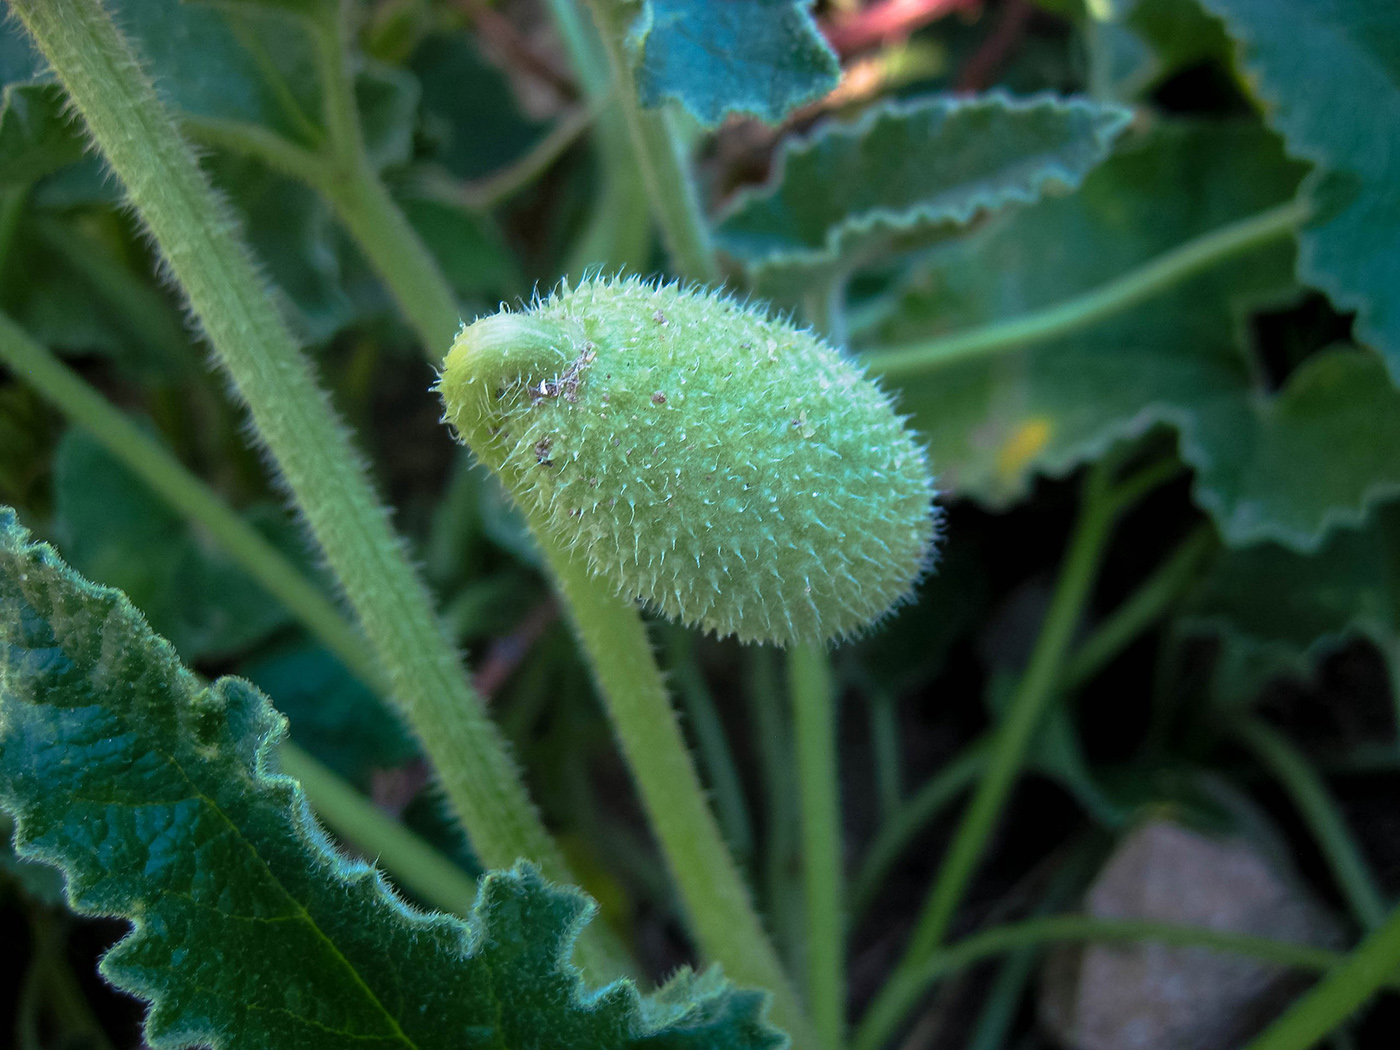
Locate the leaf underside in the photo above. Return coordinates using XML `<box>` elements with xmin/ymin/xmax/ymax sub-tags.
<box><xmin>0</xmin><ymin>507</ymin><xmax>784</xmax><ymax>1050</ymax></box>
<box><xmin>629</xmin><ymin>0</ymin><xmax>839</xmax><ymax>127</ymax></box>
<box><xmin>715</xmin><ymin>92</ymin><xmax>1133</xmax><ymax>295</ymax></box>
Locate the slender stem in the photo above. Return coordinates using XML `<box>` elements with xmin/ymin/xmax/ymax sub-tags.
<box><xmin>280</xmin><ymin>742</ymin><xmax>481</xmax><ymax>917</ymax></box>
<box><xmin>751</xmin><ymin>647</ymin><xmax>806</xmax><ymax>980</ymax></box>
<box><xmin>584</xmin><ymin>0</ymin><xmax>719</xmax><ymax>282</ymax></box>
<box><xmin>1237</xmin><ymin>719</ymin><xmax>1388</xmax><ymax>932</ymax></box>
<box><xmin>535</xmin><ymin>525</ymin><xmax>817</xmax><ymax>1047</ymax></box>
<box><xmin>790</xmin><ymin>643</ymin><xmax>845</xmax><ymax>1050</ymax></box>
<box><xmin>309</xmin><ymin>11</ymin><xmax>460</xmax><ymax>354</ymax></box>
<box><xmin>666</xmin><ymin>628</ymin><xmax>756</xmax><ymax>869</ymax></box>
<box><xmin>188</xmin><ymin>17</ymin><xmax>461</xmax><ymax>354</ymax></box>
<box><xmin>864</xmin><ymin>199</ymin><xmax>1310</xmax><ymax>379</ymax></box>
<box><xmin>454</xmin><ymin>102</ymin><xmax>600</xmax><ymax>210</ymax></box>
<box><xmin>902</xmin><ymin>461</ymin><xmax>1123</xmax><ymax>963</ymax></box>
<box><xmin>0</xmin><ymin>310</ymin><xmax>382</xmax><ymax>692</ymax></box>
<box><xmin>1242</xmin><ymin>903</ymin><xmax>1400</xmax><ymax>1050</ymax></box>
<box><xmin>1060</xmin><ymin>525</ymin><xmax>1215</xmax><ymax>692</ymax></box>
<box><xmin>853</xmin><ymin>914</ymin><xmax>1380</xmax><ymax>1050</ymax></box>
<box><xmin>10</xmin><ymin>0</ymin><xmax>625</xmax><ymax>979</ymax></box>
<box><xmin>850</xmin><ymin>739</ymin><xmax>988</xmax><ymax>922</ymax></box>
<box><xmin>320</xmin><ymin>161</ymin><xmax>462</xmax><ymax>354</ymax></box>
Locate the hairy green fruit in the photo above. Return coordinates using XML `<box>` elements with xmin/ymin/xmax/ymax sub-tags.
<box><xmin>440</xmin><ymin>277</ymin><xmax>938</xmax><ymax>646</ymax></box>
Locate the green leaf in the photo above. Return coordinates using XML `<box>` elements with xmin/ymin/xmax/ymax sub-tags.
<box><xmin>112</xmin><ymin>0</ymin><xmax>325</xmax><ymax>147</ymax></box>
<box><xmin>241</xmin><ymin>640</ymin><xmax>417</xmax><ymax>788</ymax></box>
<box><xmin>628</xmin><ymin>0</ymin><xmax>839</xmax><ymax>127</ymax></box>
<box><xmin>0</xmin><ymin>80</ymin><xmax>86</xmax><ymax>186</ymax></box>
<box><xmin>52</xmin><ymin>427</ymin><xmax>294</xmax><ymax>661</ymax></box>
<box><xmin>1199</xmin><ymin>0</ymin><xmax>1400</xmax><ymax>382</ymax></box>
<box><xmin>1180</xmin><ymin>504</ymin><xmax>1400</xmax><ymax>705</ymax></box>
<box><xmin>715</xmin><ymin>93</ymin><xmax>1132</xmax><ymax>294</ymax></box>
<box><xmin>868</xmin><ymin>121</ymin><xmax>1400</xmax><ymax>549</ymax></box>
<box><xmin>0</xmin><ymin>505</ymin><xmax>785</xmax><ymax>1050</ymax></box>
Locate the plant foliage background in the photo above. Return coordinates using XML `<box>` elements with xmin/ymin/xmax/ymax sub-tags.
<box><xmin>1</xmin><ymin>0</ymin><xmax>1399</xmax><ymax>1048</ymax></box>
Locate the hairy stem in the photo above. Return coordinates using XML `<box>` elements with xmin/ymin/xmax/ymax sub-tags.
<box><xmin>790</xmin><ymin>643</ymin><xmax>846</xmax><ymax>1050</ymax></box>
<box><xmin>1237</xmin><ymin>719</ymin><xmax>1388</xmax><ymax>932</ymax></box>
<box><xmin>584</xmin><ymin>0</ymin><xmax>719</xmax><ymax>282</ymax></box>
<box><xmin>538</xmin><ymin>525</ymin><xmax>817</xmax><ymax>1046</ymax></box>
<box><xmin>865</xmin><ymin>198</ymin><xmax>1310</xmax><ymax>378</ymax></box>
<box><xmin>11</xmin><ymin>0</ymin><xmax>625</xmax><ymax>980</ymax></box>
<box><xmin>308</xmin><ymin>9</ymin><xmax>460</xmax><ymax>354</ymax></box>
<box><xmin>854</xmin><ymin>914</ymin><xmax>1383</xmax><ymax>1050</ymax></box>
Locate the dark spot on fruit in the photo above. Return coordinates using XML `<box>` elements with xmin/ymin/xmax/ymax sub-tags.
<box><xmin>651</xmin><ymin>391</ymin><xmax>667</xmax><ymax>405</ymax></box>
<box><xmin>534</xmin><ymin>436</ymin><xmax>554</xmax><ymax>466</ymax></box>
<box><xmin>653</xmin><ymin>310</ymin><xmax>668</xmax><ymax>326</ymax></box>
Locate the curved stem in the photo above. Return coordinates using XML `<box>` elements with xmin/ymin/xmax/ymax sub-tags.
<box><xmin>583</xmin><ymin>0</ymin><xmax>719</xmax><ymax>282</ymax></box>
<box><xmin>854</xmin><ymin>914</ymin><xmax>1380</xmax><ymax>1050</ymax></box>
<box><xmin>10</xmin><ymin>0</ymin><xmax>626</xmax><ymax>980</ymax></box>
<box><xmin>865</xmin><ymin>198</ymin><xmax>1310</xmax><ymax>379</ymax></box>
<box><xmin>1237</xmin><ymin>719</ymin><xmax>1388</xmax><ymax>932</ymax></box>
<box><xmin>1242</xmin><ymin>903</ymin><xmax>1400</xmax><ymax>1050</ymax></box>
<box><xmin>447</xmin><ymin>315</ymin><xmax>815</xmax><ymax>1043</ymax></box>
<box><xmin>309</xmin><ymin>11</ymin><xmax>460</xmax><ymax>354</ymax></box>
<box><xmin>537</xmin><ymin>523</ymin><xmax>817</xmax><ymax>1047</ymax></box>
<box><xmin>790</xmin><ymin>643</ymin><xmax>845</xmax><ymax>1050</ymax></box>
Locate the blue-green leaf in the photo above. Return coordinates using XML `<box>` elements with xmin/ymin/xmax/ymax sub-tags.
<box><xmin>629</xmin><ymin>0</ymin><xmax>838</xmax><ymax>127</ymax></box>
<box><xmin>51</xmin><ymin>427</ymin><xmax>295</xmax><ymax>662</ymax></box>
<box><xmin>0</xmin><ymin>505</ymin><xmax>785</xmax><ymax>1050</ymax></box>
<box><xmin>1199</xmin><ymin>0</ymin><xmax>1400</xmax><ymax>382</ymax></box>
<box><xmin>1181</xmin><ymin>504</ymin><xmax>1400</xmax><ymax>706</ymax></box>
<box><xmin>867</xmin><ymin>121</ymin><xmax>1400</xmax><ymax>550</ymax></box>
<box><xmin>716</xmin><ymin>93</ymin><xmax>1131</xmax><ymax>294</ymax></box>
<box><xmin>0</xmin><ymin>80</ymin><xmax>85</xmax><ymax>185</ymax></box>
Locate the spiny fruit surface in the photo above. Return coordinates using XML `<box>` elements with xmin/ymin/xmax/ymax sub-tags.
<box><xmin>440</xmin><ymin>277</ymin><xmax>938</xmax><ymax>646</ymax></box>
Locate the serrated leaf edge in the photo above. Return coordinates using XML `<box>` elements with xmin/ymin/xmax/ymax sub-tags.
<box><xmin>716</xmin><ymin>91</ymin><xmax>1134</xmax><ymax>276</ymax></box>
<box><xmin>0</xmin><ymin>507</ymin><xmax>783</xmax><ymax>1050</ymax></box>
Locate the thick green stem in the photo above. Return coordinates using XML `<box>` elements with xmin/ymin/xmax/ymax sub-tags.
<box><xmin>448</xmin><ymin>323</ymin><xmax>815</xmax><ymax>1044</ymax></box>
<box><xmin>539</xmin><ymin>532</ymin><xmax>817</xmax><ymax>1047</ymax></box>
<box><xmin>854</xmin><ymin>914</ymin><xmax>1383</xmax><ymax>1050</ymax></box>
<box><xmin>1237</xmin><ymin>719</ymin><xmax>1388</xmax><ymax>932</ymax></box>
<box><xmin>10</xmin><ymin>0</ymin><xmax>625</xmax><ymax>979</ymax></box>
<box><xmin>790</xmin><ymin>644</ymin><xmax>845</xmax><ymax>1050</ymax></box>
<box><xmin>584</xmin><ymin>0</ymin><xmax>719</xmax><ymax>282</ymax></box>
<box><xmin>1242</xmin><ymin>904</ymin><xmax>1400</xmax><ymax>1050</ymax></box>
<box><xmin>865</xmin><ymin>199</ymin><xmax>1310</xmax><ymax>379</ymax></box>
